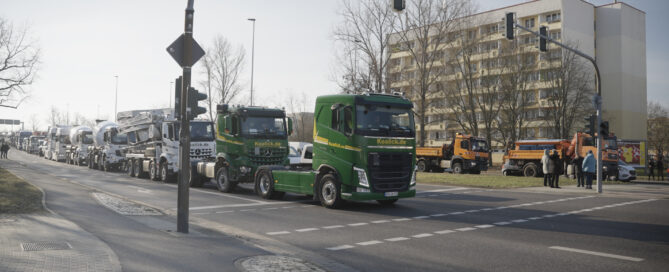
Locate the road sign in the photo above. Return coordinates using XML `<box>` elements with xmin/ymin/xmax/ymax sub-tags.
<box><xmin>166</xmin><ymin>34</ymin><xmax>205</xmax><ymax>67</ymax></box>
<box><xmin>0</xmin><ymin>119</ymin><xmax>20</xmax><ymax>125</ymax></box>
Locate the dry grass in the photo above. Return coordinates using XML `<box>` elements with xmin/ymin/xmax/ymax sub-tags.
<box><xmin>0</xmin><ymin>167</ymin><xmax>43</xmax><ymax>213</ymax></box>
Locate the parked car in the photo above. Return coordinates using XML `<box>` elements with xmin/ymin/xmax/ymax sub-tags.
<box><xmin>616</xmin><ymin>160</ymin><xmax>636</xmax><ymax>181</ymax></box>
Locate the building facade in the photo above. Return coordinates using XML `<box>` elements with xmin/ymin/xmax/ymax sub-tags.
<box><xmin>387</xmin><ymin>0</ymin><xmax>646</xmax><ymax>148</ymax></box>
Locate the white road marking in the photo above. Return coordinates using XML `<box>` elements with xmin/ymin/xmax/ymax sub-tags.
<box><xmin>449</xmin><ymin>212</ymin><xmax>465</xmax><ymax>215</ymax></box>
<box><xmin>494</xmin><ymin>222</ymin><xmax>511</xmax><ymax>225</ymax></box>
<box><xmin>372</xmin><ymin>220</ymin><xmax>391</xmax><ymax>224</ymax></box>
<box><xmin>392</xmin><ymin>218</ymin><xmax>411</xmax><ymax>222</ymax></box>
<box><xmin>465</xmin><ymin>210</ymin><xmax>479</xmax><ymax>213</ymax></box>
<box><xmin>267</xmin><ymin>231</ymin><xmax>290</xmax><ymax>235</ymax></box>
<box><xmin>385</xmin><ymin>237</ymin><xmax>410</xmax><ymax>242</ymax></box>
<box><xmin>327</xmin><ymin>245</ymin><xmax>355</xmax><ymax>251</ymax></box>
<box><xmin>412</xmin><ymin>233</ymin><xmax>434</xmax><ymax>238</ymax></box>
<box><xmin>549</xmin><ymin>246</ymin><xmax>644</xmax><ymax>262</ymax></box>
<box><xmin>322</xmin><ymin>225</ymin><xmax>344</xmax><ymax>229</ymax></box>
<box><xmin>512</xmin><ymin>219</ymin><xmax>528</xmax><ymax>223</ymax></box>
<box><xmin>215</xmin><ymin>211</ymin><xmax>233</xmax><ymax>214</ymax></box>
<box><xmin>430</xmin><ymin>213</ymin><xmax>446</xmax><ymax>217</ymax></box>
<box><xmin>481</xmin><ymin>208</ymin><xmax>493</xmax><ymax>211</ymax></box>
<box><xmin>417</xmin><ymin>187</ymin><xmax>469</xmax><ymax>193</ymax></box>
<box><xmin>296</xmin><ymin>228</ymin><xmax>319</xmax><ymax>232</ymax></box>
<box><xmin>190</xmin><ymin>202</ymin><xmax>281</xmax><ymax>211</ymax></box>
<box><xmin>413</xmin><ymin>216</ymin><xmax>430</xmax><ymax>219</ymax></box>
<box><xmin>528</xmin><ymin>217</ymin><xmax>541</xmax><ymax>220</ymax></box>
<box><xmin>348</xmin><ymin>222</ymin><xmax>368</xmax><ymax>227</ymax></box>
<box><xmin>357</xmin><ymin>240</ymin><xmax>383</xmax><ymax>246</ymax></box>
<box><xmin>429</xmin><ymin>194</ymin><xmax>439</xmax><ymax>197</ymax></box>
<box><xmin>475</xmin><ymin>224</ymin><xmax>495</xmax><ymax>229</ymax></box>
<box><xmin>434</xmin><ymin>230</ymin><xmax>455</xmax><ymax>234</ymax></box>
<box><xmin>265</xmin><ymin>207</ymin><xmax>280</xmax><ymax>210</ymax></box>
<box><xmin>456</xmin><ymin>227</ymin><xmax>476</xmax><ymax>232</ymax></box>
<box><xmin>240</xmin><ymin>209</ymin><xmax>255</xmax><ymax>212</ymax></box>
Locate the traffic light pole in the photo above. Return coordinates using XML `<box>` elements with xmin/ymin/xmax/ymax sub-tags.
<box><xmin>177</xmin><ymin>0</ymin><xmax>194</xmax><ymax>233</ymax></box>
<box><xmin>513</xmin><ymin>23</ymin><xmax>603</xmax><ymax>193</ymax></box>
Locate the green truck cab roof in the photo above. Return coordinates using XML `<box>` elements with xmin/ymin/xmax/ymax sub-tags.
<box><xmin>316</xmin><ymin>93</ymin><xmax>413</xmax><ymax>108</ymax></box>
<box><xmin>218</xmin><ymin>105</ymin><xmax>285</xmax><ymax>118</ymax></box>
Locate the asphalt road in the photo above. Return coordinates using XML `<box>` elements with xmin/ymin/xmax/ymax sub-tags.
<box><xmin>7</xmin><ymin>150</ymin><xmax>669</xmax><ymax>271</ymax></box>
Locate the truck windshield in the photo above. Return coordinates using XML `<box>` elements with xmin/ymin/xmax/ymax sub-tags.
<box><xmin>603</xmin><ymin>138</ymin><xmax>617</xmax><ymax>150</ymax></box>
<box><xmin>175</xmin><ymin>122</ymin><xmax>215</xmax><ymax>142</ymax></box>
<box><xmin>58</xmin><ymin>135</ymin><xmax>71</xmax><ymax>144</ymax></box>
<box><xmin>355</xmin><ymin>105</ymin><xmax>414</xmax><ymax>137</ymax></box>
<box><xmin>241</xmin><ymin>117</ymin><xmax>286</xmax><ymax>138</ymax></box>
<box><xmin>472</xmin><ymin>140</ymin><xmax>488</xmax><ymax>152</ymax></box>
<box><xmin>82</xmin><ymin>132</ymin><xmax>94</xmax><ymax>144</ymax></box>
<box><xmin>111</xmin><ymin>132</ymin><xmax>127</xmax><ymax>145</ymax></box>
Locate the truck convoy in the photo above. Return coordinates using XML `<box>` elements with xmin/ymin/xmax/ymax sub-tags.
<box><xmin>28</xmin><ymin>135</ymin><xmax>45</xmax><ymax>155</ymax></box>
<box><xmin>415</xmin><ymin>133</ymin><xmax>489</xmax><ymax>174</ymax></box>
<box><xmin>50</xmin><ymin>126</ymin><xmax>72</xmax><ymax>162</ymax></box>
<box><xmin>194</xmin><ymin>105</ymin><xmax>291</xmax><ymax>192</ymax></box>
<box><xmin>503</xmin><ymin>132</ymin><xmax>618</xmax><ymax>178</ymax></box>
<box><xmin>251</xmin><ymin>93</ymin><xmax>417</xmax><ymax>208</ymax></box>
<box><xmin>118</xmin><ymin>109</ymin><xmax>215</xmax><ymax>182</ymax></box>
<box><xmin>87</xmin><ymin>121</ymin><xmax>128</xmax><ymax>171</ymax></box>
<box><xmin>66</xmin><ymin>126</ymin><xmax>93</xmax><ymax>165</ymax></box>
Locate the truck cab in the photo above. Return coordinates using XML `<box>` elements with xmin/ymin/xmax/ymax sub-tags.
<box><xmin>254</xmin><ymin>93</ymin><xmax>417</xmax><ymax>208</ymax></box>
<box><xmin>567</xmin><ymin>132</ymin><xmax>618</xmax><ymax>178</ymax></box>
<box><xmin>416</xmin><ymin>133</ymin><xmax>489</xmax><ymax>174</ymax></box>
<box><xmin>52</xmin><ymin>126</ymin><xmax>72</xmax><ymax>161</ymax></box>
<box><xmin>66</xmin><ymin>126</ymin><xmax>93</xmax><ymax>165</ymax></box>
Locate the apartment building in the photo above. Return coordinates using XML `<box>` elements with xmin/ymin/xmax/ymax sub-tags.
<box><xmin>387</xmin><ymin>0</ymin><xmax>646</xmax><ymax>147</ymax></box>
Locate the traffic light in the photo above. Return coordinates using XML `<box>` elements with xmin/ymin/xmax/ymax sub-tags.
<box><xmin>584</xmin><ymin>114</ymin><xmax>595</xmax><ymax>135</ymax></box>
<box><xmin>392</xmin><ymin>0</ymin><xmax>405</xmax><ymax>12</ymax></box>
<box><xmin>600</xmin><ymin>121</ymin><xmax>609</xmax><ymax>137</ymax></box>
<box><xmin>503</xmin><ymin>12</ymin><xmax>515</xmax><ymax>40</ymax></box>
<box><xmin>539</xmin><ymin>26</ymin><xmax>548</xmax><ymax>52</ymax></box>
<box><xmin>187</xmin><ymin>87</ymin><xmax>207</xmax><ymax>120</ymax></box>
<box><xmin>174</xmin><ymin>76</ymin><xmax>182</xmax><ymax>120</ymax></box>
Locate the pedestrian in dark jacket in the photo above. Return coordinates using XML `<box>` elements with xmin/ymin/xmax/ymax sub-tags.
<box><xmin>552</xmin><ymin>150</ymin><xmax>562</xmax><ymax>188</ymax></box>
<box><xmin>574</xmin><ymin>156</ymin><xmax>585</xmax><ymax>187</ymax></box>
<box><xmin>658</xmin><ymin>157</ymin><xmax>665</xmax><ymax>181</ymax></box>
<box><xmin>648</xmin><ymin>158</ymin><xmax>656</xmax><ymax>181</ymax></box>
<box><xmin>547</xmin><ymin>150</ymin><xmax>557</xmax><ymax>187</ymax></box>
<box><xmin>1</xmin><ymin>143</ymin><xmax>8</xmax><ymax>159</ymax></box>
<box><xmin>583</xmin><ymin>150</ymin><xmax>596</xmax><ymax>189</ymax></box>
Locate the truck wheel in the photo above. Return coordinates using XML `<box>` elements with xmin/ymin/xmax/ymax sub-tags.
<box><xmin>103</xmin><ymin>157</ymin><xmax>110</xmax><ymax>172</ymax></box>
<box><xmin>319</xmin><ymin>174</ymin><xmax>343</xmax><ymax>209</ymax></box>
<box><xmin>523</xmin><ymin>163</ymin><xmax>538</xmax><ymax>177</ymax></box>
<box><xmin>502</xmin><ymin>170</ymin><xmax>509</xmax><ymax>176</ymax></box>
<box><xmin>127</xmin><ymin>159</ymin><xmax>136</xmax><ymax>177</ymax></box>
<box><xmin>215</xmin><ymin>167</ymin><xmax>237</xmax><ymax>193</ymax></box>
<box><xmin>134</xmin><ymin>159</ymin><xmax>143</xmax><ymax>178</ymax></box>
<box><xmin>417</xmin><ymin>160</ymin><xmax>427</xmax><ymax>172</ymax></box>
<box><xmin>189</xmin><ymin>167</ymin><xmax>204</xmax><ymax>187</ymax></box>
<box><xmin>149</xmin><ymin>161</ymin><xmax>158</xmax><ymax>181</ymax></box>
<box><xmin>159</xmin><ymin>161</ymin><xmax>171</xmax><ymax>182</ymax></box>
<box><xmin>255</xmin><ymin>169</ymin><xmax>284</xmax><ymax>199</ymax></box>
<box><xmin>377</xmin><ymin>199</ymin><xmax>398</xmax><ymax>206</ymax></box>
<box><xmin>452</xmin><ymin>163</ymin><xmax>463</xmax><ymax>174</ymax></box>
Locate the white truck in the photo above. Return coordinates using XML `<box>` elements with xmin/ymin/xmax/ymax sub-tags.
<box><xmin>117</xmin><ymin>108</ymin><xmax>215</xmax><ymax>182</ymax></box>
<box><xmin>28</xmin><ymin>135</ymin><xmax>45</xmax><ymax>155</ymax></box>
<box><xmin>87</xmin><ymin>121</ymin><xmax>128</xmax><ymax>171</ymax></box>
<box><xmin>65</xmin><ymin>126</ymin><xmax>93</xmax><ymax>165</ymax></box>
<box><xmin>51</xmin><ymin>126</ymin><xmax>72</xmax><ymax>162</ymax></box>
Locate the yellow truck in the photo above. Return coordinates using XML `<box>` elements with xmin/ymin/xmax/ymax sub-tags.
<box><xmin>416</xmin><ymin>133</ymin><xmax>489</xmax><ymax>174</ymax></box>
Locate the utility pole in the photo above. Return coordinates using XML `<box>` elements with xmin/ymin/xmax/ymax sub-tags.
<box><xmin>248</xmin><ymin>18</ymin><xmax>256</xmax><ymax>106</ymax></box>
<box><xmin>114</xmin><ymin>75</ymin><xmax>119</xmax><ymax>122</ymax></box>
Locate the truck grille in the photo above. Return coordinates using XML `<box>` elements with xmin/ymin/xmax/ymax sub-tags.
<box><xmin>190</xmin><ymin>148</ymin><xmax>213</xmax><ymax>160</ymax></box>
<box><xmin>248</xmin><ymin>148</ymin><xmax>286</xmax><ymax>166</ymax></box>
<box><xmin>367</xmin><ymin>152</ymin><xmax>412</xmax><ymax>192</ymax></box>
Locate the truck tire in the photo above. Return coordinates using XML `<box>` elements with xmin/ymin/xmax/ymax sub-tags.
<box><xmin>127</xmin><ymin>159</ymin><xmax>136</xmax><ymax>177</ymax></box>
<box><xmin>134</xmin><ymin>159</ymin><xmax>143</xmax><ymax>178</ymax></box>
<box><xmin>215</xmin><ymin>167</ymin><xmax>237</xmax><ymax>193</ymax></box>
<box><xmin>149</xmin><ymin>161</ymin><xmax>158</xmax><ymax>181</ymax></box>
<box><xmin>255</xmin><ymin>168</ymin><xmax>284</xmax><ymax>199</ymax></box>
<box><xmin>189</xmin><ymin>167</ymin><xmax>204</xmax><ymax>187</ymax></box>
<box><xmin>452</xmin><ymin>163</ymin><xmax>463</xmax><ymax>174</ymax></box>
<box><xmin>159</xmin><ymin>161</ymin><xmax>172</xmax><ymax>182</ymax></box>
<box><xmin>523</xmin><ymin>163</ymin><xmax>538</xmax><ymax>177</ymax></box>
<box><xmin>319</xmin><ymin>174</ymin><xmax>344</xmax><ymax>209</ymax></box>
<box><xmin>377</xmin><ymin>199</ymin><xmax>398</xmax><ymax>206</ymax></box>
<box><xmin>102</xmin><ymin>156</ymin><xmax>110</xmax><ymax>172</ymax></box>
<box><xmin>417</xmin><ymin>160</ymin><xmax>427</xmax><ymax>172</ymax></box>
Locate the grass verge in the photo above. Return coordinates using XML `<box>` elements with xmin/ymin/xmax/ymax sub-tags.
<box><xmin>417</xmin><ymin>172</ymin><xmax>627</xmax><ymax>188</ymax></box>
<box><xmin>0</xmin><ymin>167</ymin><xmax>44</xmax><ymax>213</ymax></box>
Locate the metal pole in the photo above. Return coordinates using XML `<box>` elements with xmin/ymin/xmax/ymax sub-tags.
<box><xmin>114</xmin><ymin>75</ymin><xmax>119</xmax><ymax>122</ymax></box>
<box><xmin>515</xmin><ymin>23</ymin><xmax>604</xmax><ymax>193</ymax></box>
<box><xmin>169</xmin><ymin>81</ymin><xmax>174</xmax><ymax>107</ymax></box>
<box><xmin>248</xmin><ymin>18</ymin><xmax>256</xmax><ymax>106</ymax></box>
<box><xmin>177</xmin><ymin>0</ymin><xmax>195</xmax><ymax>234</ymax></box>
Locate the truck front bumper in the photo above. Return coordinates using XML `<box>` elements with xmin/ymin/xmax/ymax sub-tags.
<box><xmin>342</xmin><ymin>187</ymin><xmax>416</xmax><ymax>201</ymax></box>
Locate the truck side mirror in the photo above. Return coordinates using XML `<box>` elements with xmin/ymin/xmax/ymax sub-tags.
<box><xmin>287</xmin><ymin>117</ymin><xmax>293</xmax><ymax>136</ymax></box>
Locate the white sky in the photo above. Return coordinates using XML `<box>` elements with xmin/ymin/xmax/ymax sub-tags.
<box><xmin>1</xmin><ymin>0</ymin><xmax>667</xmax><ymax>131</ymax></box>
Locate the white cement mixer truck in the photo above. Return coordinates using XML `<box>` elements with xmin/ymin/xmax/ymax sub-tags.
<box><xmin>87</xmin><ymin>121</ymin><xmax>128</xmax><ymax>171</ymax></box>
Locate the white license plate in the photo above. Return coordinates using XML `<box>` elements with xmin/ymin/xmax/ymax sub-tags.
<box><xmin>384</xmin><ymin>192</ymin><xmax>398</xmax><ymax>197</ymax></box>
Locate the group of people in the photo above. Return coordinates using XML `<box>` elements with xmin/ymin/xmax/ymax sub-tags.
<box><xmin>541</xmin><ymin>149</ymin><xmax>564</xmax><ymax>188</ymax></box>
<box><xmin>0</xmin><ymin>142</ymin><xmax>10</xmax><ymax>159</ymax></box>
<box><xmin>647</xmin><ymin>156</ymin><xmax>665</xmax><ymax>181</ymax></box>
<box><xmin>541</xmin><ymin>149</ymin><xmax>597</xmax><ymax>189</ymax></box>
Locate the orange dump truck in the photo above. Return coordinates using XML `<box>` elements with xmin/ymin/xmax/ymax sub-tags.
<box><xmin>416</xmin><ymin>133</ymin><xmax>489</xmax><ymax>174</ymax></box>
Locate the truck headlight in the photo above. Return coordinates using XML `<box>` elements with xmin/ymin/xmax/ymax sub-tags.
<box><xmin>354</xmin><ymin>167</ymin><xmax>369</xmax><ymax>188</ymax></box>
<box><xmin>410</xmin><ymin>166</ymin><xmax>417</xmax><ymax>186</ymax></box>
<box><xmin>471</xmin><ymin>162</ymin><xmax>477</xmax><ymax>166</ymax></box>
<box><xmin>240</xmin><ymin>166</ymin><xmax>252</xmax><ymax>174</ymax></box>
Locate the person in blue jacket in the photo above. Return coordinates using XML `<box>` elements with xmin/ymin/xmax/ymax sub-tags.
<box><xmin>582</xmin><ymin>150</ymin><xmax>596</xmax><ymax>189</ymax></box>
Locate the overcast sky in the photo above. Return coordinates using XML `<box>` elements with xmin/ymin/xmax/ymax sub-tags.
<box><xmin>1</xmin><ymin>0</ymin><xmax>667</xmax><ymax>131</ymax></box>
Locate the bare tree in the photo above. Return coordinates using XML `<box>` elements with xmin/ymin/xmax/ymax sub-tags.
<box><xmin>0</xmin><ymin>18</ymin><xmax>40</xmax><ymax>108</ymax></box>
<box><xmin>29</xmin><ymin>114</ymin><xmax>40</xmax><ymax>131</ymax></box>
<box><xmin>648</xmin><ymin>101</ymin><xmax>669</xmax><ymax>157</ymax></box>
<box><xmin>285</xmin><ymin>92</ymin><xmax>313</xmax><ymax>142</ymax></box>
<box><xmin>542</xmin><ymin>46</ymin><xmax>594</xmax><ymax>139</ymax></box>
<box><xmin>333</xmin><ymin>0</ymin><xmax>396</xmax><ymax>94</ymax></box>
<box><xmin>199</xmin><ymin>35</ymin><xmax>245</xmax><ymax>121</ymax></box>
<box><xmin>394</xmin><ymin>0</ymin><xmax>473</xmax><ymax>147</ymax></box>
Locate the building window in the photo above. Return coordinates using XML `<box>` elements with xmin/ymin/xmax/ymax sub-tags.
<box><xmin>525</xmin><ymin>18</ymin><xmax>535</xmax><ymax>28</ymax></box>
<box><xmin>526</xmin><ymin>91</ymin><xmax>536</xmax><ymax>103</ymax></box>
<box><xmin>546</xmin><ymin>13</ymin><xmax>561</xmax><ymax>23</ymax></box>
<box><xmin>550</xmin><ymin>31</ymin><xmax>561</xmax><ymax>40</ymax></box>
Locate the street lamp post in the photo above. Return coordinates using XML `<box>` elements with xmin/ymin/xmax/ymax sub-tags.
<box><xmin>169</xmin><ymin>81</ymin><xmax>174</xmax><ymax>107</ymax></box>
<box><xmin>248</xmin><ymin>18</ymin><xmax>256</xmax><ymax>106</ymax></box>
<box><xmin>114</xmin><ymin>75</ymin><xmax>119</xmax><ymax>122</ymax></box>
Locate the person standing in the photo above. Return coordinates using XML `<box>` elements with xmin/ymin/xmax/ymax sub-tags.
<box><xmin>541</xmin><ymin>149</ymin><xmax>551</xmax><ymax>186</ymax></box>
<box><xmin>0</xmin><ymin>143</ymin><xmax>6</xmax><ymax>159</ymax></box>
<box><xmin>552</xmin><ymin>150</ymin><xmax>562</xmax><ymax>189</ymax></box>
<box><xmin>582</xmin><ymin>150</ymin><xmax>596</xmax><ymax>189</ymax></box>
<box><xmin>648</xmin><ymin>157</ymin><xmax>656</xmax><ymax>181</ymax></box>
<box><xmin>658</xmin><ymin>156</ymin><xmax>665</xmax><ymax>181</ymax></box>
<box><xmin>547</xmin><ymin>150</ymin><xmax>557</xmax><ymax>188</ymax></box>
<box><xmin>574</xmin><ymin>155</ymin><xmax>585</xmax><ymax>187</ymax></box>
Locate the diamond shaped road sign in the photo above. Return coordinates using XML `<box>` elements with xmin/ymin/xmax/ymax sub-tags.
<box><xmin>166</xmin><ymin>34</ymin><xmax>205</xmax><ymax>67</ymax></box>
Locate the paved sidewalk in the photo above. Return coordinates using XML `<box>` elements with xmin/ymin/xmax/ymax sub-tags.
<box><xmin>0</xmin><ymin>213</ymin><xmax>121</xmax><ymax>272</ymax></box>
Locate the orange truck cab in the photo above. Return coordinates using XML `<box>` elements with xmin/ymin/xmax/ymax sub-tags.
<box><xmin>416</xmin><ymin>133</ymin><xmax>489</xmax><ymax>174</ymax></box>
<box><xmin>566</xmin><ymin>132</ymin><xmax>618</xmax><ymax>179</ymax></box>
<box><xmin>503</xmin><ymin>139</ymin><xmax>571</xmax><ymax>177</ymax></box>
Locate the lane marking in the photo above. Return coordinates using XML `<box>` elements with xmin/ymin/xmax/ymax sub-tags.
<box><xmin>417</xmin><ymin>187</ymin><xmax>469</xmax><ymax>193</ymax></box>
<box><xmin>475</xmin><ymin>224</ymin><xmax>495</xmax><ymax>229</ymax></box>
<box><xmin>357</xmin><ymin>240</ymin><xmax>383</xmax><ymax>246</ymax></box>
<box><xmin>296</xmin><ymin>228</ymin><xmax>319</xmax><ymax>232</ymax></box>
<box><xmin>190</xmin><ymin>202</ymin><xmax>282</xmax><ymax>211</ymax></box>
<box><xmin>549</xmin><ymin>246</ymin><xmax>644</xmax><ymax>262</ymax></box>
<box><xmin>215</xmin><ymin>211</ymin><xmax>233</xmax><ymax>214</ymax></box>
<box><xmin>412</xmin><ymin>233</ymin><xmax>434</xmax><ymax>238</ymax></box>
<box><xmin>434</xmin><ymin>230</ymin><xmax>455</xmax><ymax>234</ymax></box>
<box><xmin>413</xmin><ymin>215</ymin><xmax>430</xmax><ymax>219</ymax></box>
<box><xmin>267</xmin><ymin>231</ymin><xmax>290</xmax><ymax>235</ymax></box>
<box><xmin>512</xmin><ymin>219</ymin><xmax>528</xmax><ymax>223</ymax></box>
<box><xmin>327</xmin><ymin>245</ymin><xmax>355</xmax><ymax>251</ymax></box>
<box><xmin>322</xmin><ymin>225</ymin><xmax>344</xmax><ymax>229</ymax></box>
<box><xmin>456</xmin><ymin>227</ymin><xmax>476</xmax><ymax>232</ymax></box>
<box><xmin>392</xmin><ymin>218</ymin><xmax>411</xmax><ymax>222</ymax></box>
<box><xmin>430</xmin><ymin>213</ymin><xmax>446</xmax><ymax>217</ymax></box>
<box><xmin>385</xmin><ymin>237</ymin><xmax>410</xmax><ymax>242</ymax></box>
<box><xmin>372</xmin><ymin>220</ymin><xmax>391</xmax><ymax>224</ymax></box>
<box><xmin>348</xmin><ymin>223</ymin><xmax>368</xmax><ymax>227</ymax></box>
<box><xmin>494</xmin><ymin>222</ymin><xmax>511</xmax><ymax>225</ymax></box>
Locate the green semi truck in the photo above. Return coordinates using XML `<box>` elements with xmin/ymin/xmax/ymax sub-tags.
<box><xmin>195</xmin><ymin>105</ymin><xmax>292</xmax><ymax>192</ymax></box>
<box><xmin>255</xmin><ymin>93</ymin><xmax>417</xmax><ymax>208</ymax></box>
